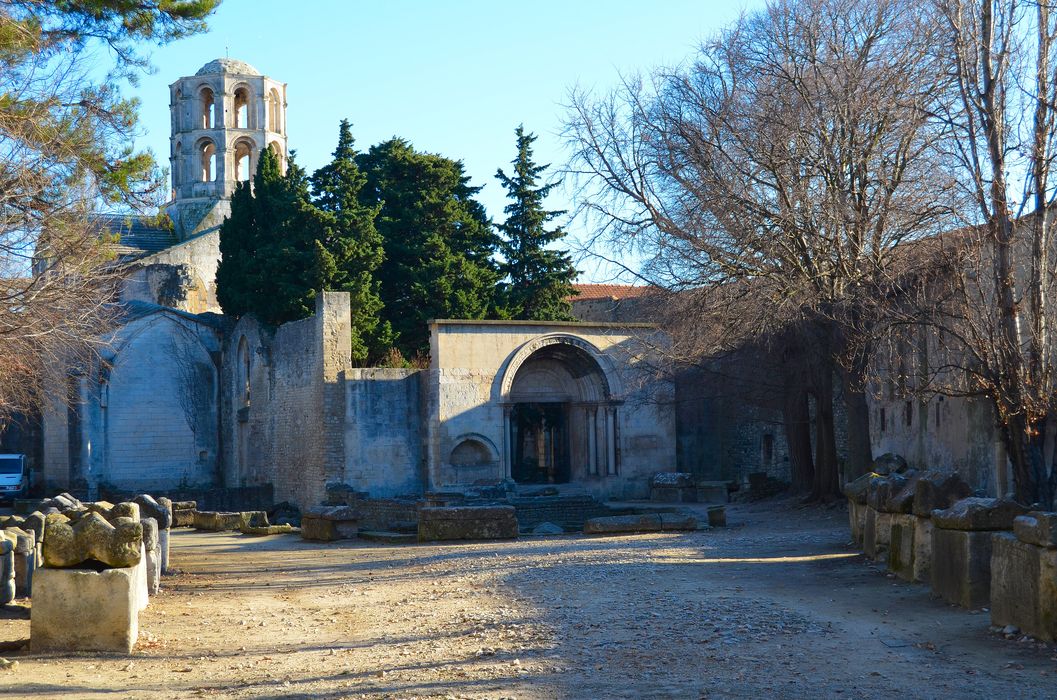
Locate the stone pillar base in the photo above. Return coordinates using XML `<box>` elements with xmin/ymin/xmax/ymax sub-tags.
<box><xmin>991</xmin><ymin>533</ymin><xmax>1057</xmax><ymax>642</ymax></box>
<box><xmin>912</xmin><ymin>517</ymin><xmax>933</xmax><ymax>583</ymax></box>
<box><xmin>888</xmin><ymin>514</ymin><xmax>916</xmax><ymax>581</ymax></box>
<box><xmin>31</xmin><ymin>566</ymin><xmax>139</xmax><ymax>653</ymax></box>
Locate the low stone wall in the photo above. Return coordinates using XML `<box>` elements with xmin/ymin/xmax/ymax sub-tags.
<box><xmin>510</xmin><ymin>495</ymin><xmax>618</xmax><ymax>531</ymax></box>
<box><xmin>100</xmin><ymin>485</ymin><xmax>273</xmax><ymax>514</ymax></box>
<box><xmin>418</xmin><ymin>506</ymin><xmax>518</xmax><ymax>542</ymax></box>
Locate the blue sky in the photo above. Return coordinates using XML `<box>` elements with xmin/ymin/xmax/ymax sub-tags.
<box><xmin>128</xmin><ymin>0</ymin><xmax>763</xmax><ymax>281</ymax></box>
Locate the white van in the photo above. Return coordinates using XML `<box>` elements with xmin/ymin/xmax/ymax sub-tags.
<box><xmin>0</xmin><ymin>454</ymin><xmax>27</xmax><ymax>501</ymax></box>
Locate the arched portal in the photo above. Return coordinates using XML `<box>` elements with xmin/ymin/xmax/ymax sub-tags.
<box><xmin>501</xmin><ymin>337</ymin><xmax>620</xmax><ymax>484</ymax></box>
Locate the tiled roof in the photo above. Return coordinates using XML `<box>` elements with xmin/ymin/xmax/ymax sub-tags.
<box><xmin>570</xmin><ymin>284</ymin><xmax>658</xmax><ymax>301</ymax></box>
<box><xmin>91</xmin><ymin>214</ymin><xmax>177</xmax><ymax>260</ymax></box>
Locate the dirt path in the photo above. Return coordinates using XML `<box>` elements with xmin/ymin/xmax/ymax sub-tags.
<box><xmin>1</xmin><ymin>499</ymin><xmax>1055</xmax><ymax>699</ymax></box>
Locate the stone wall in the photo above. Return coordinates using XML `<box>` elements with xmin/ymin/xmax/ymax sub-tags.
<box><xmin>120</xmin><ymin>231</ymin><xmax>223</xmax><ymax>314</ymax></box>
<box><xmin>343</xmin><ymin>369</ymin><xmax>424</xmax><ymax>497</ymax></box>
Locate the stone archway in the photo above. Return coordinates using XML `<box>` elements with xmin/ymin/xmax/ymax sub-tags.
<box><xmin>500</xmin><ymin>336</ymin><xmax>620</xmax><ymax>484</ymax></box>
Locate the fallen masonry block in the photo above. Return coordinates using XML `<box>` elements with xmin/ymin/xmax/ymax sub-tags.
<box><xmin>913</xmin><ymin>516</ymin><xmax>934</xmax><ymax>583</ymax></box>
<box><xmin>0</xmin><ymin>539</ymin><xmax>13</xmax><ymax>604</ymax></box>
<box><xmin>989</xmin><ymin>532</ymin><xmax>1057</xmax><ymax>642</ymax></box>
<box><xmin>31</xmin><ymin>566</ymin><xmax>139</xmax><ymax>653</ymax></box>
<box><xmin>1014</xmin><ymin>512</ymin><xmax>1057</xmax><ymax>549</ymax></box>
<box><xmin>650</xmin><ymin>472</ymin><xmax>696</xmax><ymax>503</ymax></box>
<box><xmin>863</xmin><ymin>508</ymin><xmax>892</xmax><ymax>563</ymax></box>
<box><xmin>418</xmin><ymin>506</ymin><xmax>518</xmax><ymax>541</ymax></box>
<box><xmin>584</xmin><ymin>514</ymin><xmax>664</xmax><ymax>535</ymax></box>
<box><xmin>301</xmin><ymin>506</ymin><xmax>358</xmax><ymax>542</ymax></box>
<box><xmin>707</xmin><ymin>505</ymin><xmax>727</xmax><ymax>528</ymax></box>
<box><xmin>192</xmin><ymin>510</ymin><xmax>248</xmax><ymax>531</ymax></box>
<box><xmin>931</xmin><ymin>497</ymin><xmax>1027</xmax><ymax>531</ymax></box>
<box><xmin>241</xmin><ymin>524</ymin><xmax>298</xmax><ymax>536</ymax></box>
<box><xmin>913</xmin><ymin>472</ymin><xmax>972</xmax><ymax>518</ymax></box>
<box><xmin>888</xmin><ymin>513</ymin><xmax>917</xmax><ymax>582</ymax></box>
<box><xmin>173</xmin><ymin>508</ymin><xmax>196</xmax><ymax>528</ymax></box>
<box><xmin>42</xmin><ymin>512</ymin><xmax>142</xmax><ymax>569</ymax></box>
<box><xmin>133</xmin><ymin>495</ymin><xmax>172</xmax><ymax>530</ymax></box>
<box><xmin>931</xmin><ymin>528</ymin><xmax>993</xmax><ymax>609</ymax></box>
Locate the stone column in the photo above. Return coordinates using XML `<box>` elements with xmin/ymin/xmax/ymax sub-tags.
<box><xmin>605</xmin><ymin>406</ymin><xmax>618</xmax><ymax>476</ymax></box>
<box><xmin>587</xmin><ymin>406</ymin><xmax>598</xmax><ymax>476</ymax></box>
<box><xmin>502</xmin><ymin>404</ymin><xmax>512</xmax><ymax>479</ymax></box>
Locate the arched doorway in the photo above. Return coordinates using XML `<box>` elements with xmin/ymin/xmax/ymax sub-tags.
<box><xmin>501</xmin><ymin>337</ymin><xmax>619</xmax><ymax>485</ymax></box>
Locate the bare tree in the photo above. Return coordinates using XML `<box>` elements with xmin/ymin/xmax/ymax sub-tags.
<box><xmin>565</xmin><ymin>0</ymin><xmax>952</xmax><ymax>499</ymax></box>
<box><xmin>912</xmin><ymin>0</ymin><xmax>1057</xmax><ymax>505</ymax></box>
<box><xmin>0</xmin><ymin>1</ymin><xmax>217</xmax><ymax>419</ymax></box>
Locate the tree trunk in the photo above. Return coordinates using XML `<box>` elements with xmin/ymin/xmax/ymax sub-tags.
<box><xmin>782</xmin><ymin>385</ymin><xmax>814</xmax><ymax>493</ymax></box>
<box><xmin>810</xmin><ymin>364</ymin><xmax>841</xmax><ymax>502</ymax></box>
<box><xmin>841</xmin><ymin>357</ymin><xmax>873</xmax><ymax>482</ymax></box>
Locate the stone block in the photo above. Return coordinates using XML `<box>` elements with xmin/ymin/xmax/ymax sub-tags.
<box><xmin>241</xmin><ymin>524</ymin><xmax>298</xmax><ymax>536</ymax></box>
<box><xmin>872</xmin><ymin>453</ymin><xmax>909</xmax><ymax>475</ymax></box>
<box><xmin>214</xmin><ymin>512</ymin><xmax>244</xmax><ymax>531</ymax></box>
<box><xmin>42</xmin><ymin>512</ymin><xmax>142</xmax><ymax>569</ymax></box>
<box><xmin>242</xmin><ymin>511</ymin><xmax>269</xmax><ymax>528</ymax></box>
<box><xmin>888</xmin><ymin>513</ymin><xmax>917</xmax><ymax>582</ymax></box>
<box><xmin>913</xmin><ymin>516</ymin><xmax>934</xmax><ymax>583</ymax></box>
<box><xmin>133</xmin><ymin>495</ymin><xmax>172</xmax><ymax>530</ymax></box>
<box><xmin>863</xmin><ymin>508</ymin><xmax>892</xmax><ymax>562</ymax></box>
<box><xmin>0</xmin><ymin>540</ymin><xmax>13</xmax><ymax>604</ymax></box>
<box><xmin>141</xmin><ymin>519</ymin><xmax>159</xmax><ymax>596</ymax></box>
<box><xmin>843</xmin><ymin>472</ymin><xmax>885</xmax><ymax>505</ymax></box>
<box><xmin>583</xmin><ymin>514</ymin><xmax>663</xmax><ymax>535</ymax></box>
<box><xmin>1014</xmin><ymin>512</ymin><xmax>1057</xmax><ymax>549</ymax></box>
<box><xmin>659</xmin><ymin>513</ymin><xmax>698</xmax><ymax>531</ymax></box>
<box><xmin>913</xmin><ymin>471</ymin><xmax>972</xmax><ymax>518</ymax></box>
<box><xmin>418</xmin><ymin>506</ymin><xmax>518</xmax><ymax>541</ymax></box>
<box><xmin>192</xmin><ymin>510</ymin><xmax>216</xmax><ymax>530</ymax></box>
<box><xmin>931</xmin><ymin>527</ymin><xmax>993</xmax><ymax>609</ymax></box>
<box><xmin>650</xmin><ymin>485</ymin><xmax>694</xmax><ymax>503</ymax></box>
<box><xmin>886</xmin><ymin>475</ymin><xmax>920</xmax><ymax>514</ymax></box>
<box><xmin>993</xmin><ymin>535</ymin><xmax>1052</xmax><ymax>642</ymax></box>
<box><xmin>172</xmin><ymin>500</ymin><xmax>197</xmax><ymax>511</ymax></box>
<box><xmin>31</xmin><ymin>566</ymin><xmax>139</xmax><ymax>653</ymax></box>
<box><xmin>173</xmin><ymin>508</ymin><xmax>195</xmax><ymax>528</ymax></box>
<box><xmin>159</xmin><ymin>528</ymin><xmax>170</xmax><ymax>574</ymax></box>
<box><xmin>707</xmin><ymin>505</ymin><xmax>726</xmax><ymax>528</ymax></box>
<box><xmin>932</xmin><ymin>498</ymin><xmax>1027</xmax><ymax>531</ymax></box>
<box><xmin>869</xmin><ymin>475</ymin><xmax>909</xmax><ymax>513</ymax></box>
<box><xmin>848</xmin><ymin>500</ymin><xmax>867</xmax><ymax>545</ymax></box>
<box><xmin>300</xmin><ymin>515</ymin><xmax>337</xmax><ymax>542</ymax></box>
<box><xmin>23</xmin><ymin>511</ymin><xmax>45</xmax><ymax>543</ymax></box>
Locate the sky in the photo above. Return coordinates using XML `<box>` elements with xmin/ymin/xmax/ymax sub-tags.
<box><xmin>127</xmin><ymin>0</ymin><xmax>764</xmax><ymax>281</ymax></box>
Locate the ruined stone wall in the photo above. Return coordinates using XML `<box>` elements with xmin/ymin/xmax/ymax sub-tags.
<box><xmin>40</xmin><ymin>391</ymin><xmax>71</xmax><ymax>492</ymax></box>
<box><xmin>870</xmin><ymin>395</ymin><xmax>1001</xmax><ymax>496</ymax></box>
<box><xmin>120</xmin><ymin>230</ymin><xmax>221</xmax><ymax>313</ymax></box>
<box><xmin>343</xmin><ymin>369</ymin><xmax>423</xmax><ymax>498</ymax></box>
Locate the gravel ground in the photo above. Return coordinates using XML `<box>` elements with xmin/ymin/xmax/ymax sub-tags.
<box><xmin>1</xmin><ymin>497</ymin><xmax>1055</xmax><ymax>699</ymax></box>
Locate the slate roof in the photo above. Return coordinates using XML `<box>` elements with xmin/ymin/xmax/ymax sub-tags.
<box><xmin>91</xmin><ymin>214</ymin><xmax>177</xmax><ymax>261</ymax></box>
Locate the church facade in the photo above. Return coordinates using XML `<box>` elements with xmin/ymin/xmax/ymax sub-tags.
<box><xmin>37</xmin><ymin>59</ymin><xmax>677</xmax><ymax>509</ymax></box>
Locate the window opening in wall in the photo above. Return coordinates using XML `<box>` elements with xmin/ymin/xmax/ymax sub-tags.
<box><xmin>200</xmin><ymin>87</ymin><xmax>215</xmax><ymax>129</ymax></box>
<box><xmin>234</xmin><ymin>87</ymin><xmax>250</xmax><ymax>128</ymax></box>
<box><xmin>234</xmin><ymin>141</ymin><xmax>253</xmax><ymax>182</ymax></box>
<box><xmin>268</xmin><ymin>88</ymin><xmax>281</xmax><ymax>132</ymax></box>
<box><xmin>200</xmin><ymin>141</ymin><xmax>216</xmax><ymax>182</ymax></box>
<box><xmin>762</xmin><ymin>433</ymin><xmax>774</xmax><ymax>466</ymax></box>
<box><xmin>904</xmin><ymin>401</ymin><xmax>913</xmax><ymax>427</ymax></box>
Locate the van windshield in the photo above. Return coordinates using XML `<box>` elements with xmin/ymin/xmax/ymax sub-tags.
<box><xmin>0</xmin><ymin>458</ymin><xmax>22</xmax><ymax>474</ymax></box>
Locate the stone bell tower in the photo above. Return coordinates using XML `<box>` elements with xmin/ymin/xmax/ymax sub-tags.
<box><xmin>164</xmin><ymin>58</ymin><xmax>288</xmax><ymax>240</ymax></box>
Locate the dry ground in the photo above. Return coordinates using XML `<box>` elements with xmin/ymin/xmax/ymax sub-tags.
<box><xmin>1</xmin><ymin>499</ymin><xmax>1055</xmax><ymax>699</ymax></box>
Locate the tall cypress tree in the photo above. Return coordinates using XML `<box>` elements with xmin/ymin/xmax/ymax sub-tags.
<box><xmin>496</xmin><ymin>126</ymin><xmax>578</xmax><ymax>320</ymax></box>
<box><xmin>311</xmin><ymin>120</ymin><xmax>392</xmax><ymax>363</ymax></box>
<box><xmin>216</xmin><ymin>146</ymin><xmax>321</xmax><ymax>327</ymax></box>
<box><xmin>357</xmin><ymin>137</ymin><xmax>500</xmax><ymax>357</ymax></box>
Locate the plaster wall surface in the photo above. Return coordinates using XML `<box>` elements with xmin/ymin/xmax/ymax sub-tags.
<box><xmin>121</xmin><ymin>230</ymin><xmax>222</xmax><ymax>313</ymax></box>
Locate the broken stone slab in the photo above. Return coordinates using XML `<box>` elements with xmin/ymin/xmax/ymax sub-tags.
<box><xmin>241</xmin><ymin>524</ymin><xmax>298</xmax><ymax>536</ymax></box>
<box><xmin>932</xmin><ymin>497</ymin><xmax>1027</xmax><ymax>531</ymax></box>
<box><xmin>913</xmin><ymin>516</ymin><xmax>934</xmax><ymax>583</ymax></box>
<box><xmin>843</xmin><ymin>472</ymin><xmax>886</xmax><ymax>505</ymax></box>
<box><xmin>42</xmin><ymin>512</ymin><xmax>143</xmax><ymax>569</ymax></box>
<box><xmin>871</xmin><ymin>453</ymin><xmax>909</xmax><ymax>476</ymax></box>
<box><xmin>931</xmin><ymin>527</ymin><xmax>993</xmax><ymax>609</ymax></box>
<box><xmin>913</xmin><ymin>471</ymin><xmax>972</xmax><ymax>518</ymax></box>
<box><xmin>133</xmin><ymin>495</ymin><xmax>172</xmax><ymax>530</ymax></box>
<box><xmin>531</xmin><ymin>522</ymin><xmax>564</xmax><ymax>535</ymax></box>
<box><xmin>141</xmin><ymin>519</ymin><xmax>160</xmax><ymax>597</ymax></box>
<box><xmin>1014</xmin><ymin>512</ymin><xmax>1057</xmax><ymax>549</ymax></box>
<box><xmin>0</xmin><ymin>540</ymin><xmax>14</xmax><ymax>605</ymax></box>
<box><xmin>418</xmin><ymin>506</ymin><xmax>518</xmax><ymax>541</ymax></box>
<box><xmin>584</xmin><ymin>514</ymin><xmax>664</xmax><ymax>535</ymax></box>
<box><xmin>31</xmin><ymin>565</ymin><xmax>139</xmax><ymax>653</ymax></box>
<box><xmin>888</xmin><ymin>513</ymin><xmax>917</xmax><ymax>582</ymax></box>
<box><xmin>989</xmin><ymin>532</ymin><xmax>1057</xmax><ymax>642</ymax></box>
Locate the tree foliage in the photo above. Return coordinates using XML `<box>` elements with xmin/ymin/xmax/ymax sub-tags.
<box><xmin>0</xmin><ymin>0</ymin><xmax>217</xmax><ymax>417</ymax></box>
<box><xmin>357</xmin><ymin>137</ymin><xmax>500</xmax><ymax>357</ymax></box>
<box><xmin>496</xmin><ymin>126</ymin><xmax>578</xmax><ymax>321</ymax></box>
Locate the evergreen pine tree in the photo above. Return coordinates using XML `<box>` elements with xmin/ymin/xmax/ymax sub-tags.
<box><xmin>357</xmin><ymin>138</ymin><xmax>500</xmax><ymax>356</ymax></box>
<box><xmin>496</xmin><ymin>126</ymin><xmax>578</xmax><ymax>320</ymax></box>
<box><xmin>311</xmin><ymin>120</ymin><xmax>393</xmax><ymax>363</ymax></box>
<box><xmin>216</xmin><ymin>147</ymin><xmax>321</xmax><ymax>327</ymax></box>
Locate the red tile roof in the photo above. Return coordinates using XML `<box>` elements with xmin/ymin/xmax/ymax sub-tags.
<box><xmin>571</xmin><ymin>284</ymin><xmax>657</xmax><ymax>301</ymax></box>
